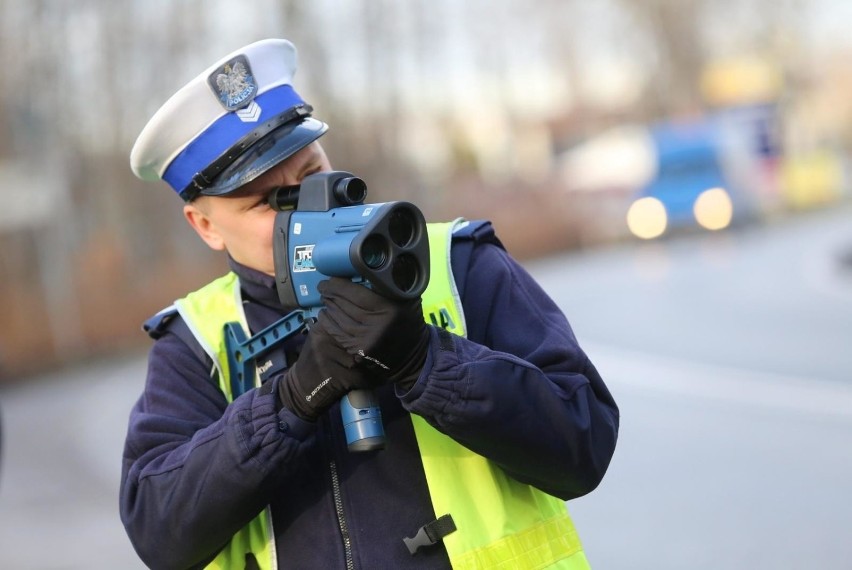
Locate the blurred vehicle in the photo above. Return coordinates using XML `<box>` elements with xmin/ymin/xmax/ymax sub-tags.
<box><xmin>625</xmin><ymin>110</ymin><xmax>770</xmax><ymax>240</ymax></box>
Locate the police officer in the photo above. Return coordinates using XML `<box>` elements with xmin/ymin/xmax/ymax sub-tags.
<box><xmin>120</xmin><ymin>39</ymin><xmax>619</xmax><ymax>570</ymax></box>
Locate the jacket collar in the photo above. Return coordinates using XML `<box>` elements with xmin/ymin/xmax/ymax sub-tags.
<box><xmin>227</xmin><ymin>256</ymin><xmax>283</xmax><ymax>309</ymax></box>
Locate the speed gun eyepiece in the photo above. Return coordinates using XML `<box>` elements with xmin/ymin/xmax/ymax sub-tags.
<box><xmin>268</xmin><ymin>184</ymin><xmax>301</xmax><ymax>211</ymax></box>
<box><xmin>267</xmin><ymin>176</ymin><xmax>366</xmax><ymax>212</ymax></box>
<box><xmin>334</xmin><ymin>176</ymin><xmax>367</xmax><ymax>205</ymax></box>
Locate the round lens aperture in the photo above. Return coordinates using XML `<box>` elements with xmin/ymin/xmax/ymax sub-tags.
<box><xmin>361</xmin><ymin>234</ymin><xmax>389</xmax><ymax>269</ymax></box>
<box><xmin>391</xmin><ymin>253</ymin><xmax>420</xmax><ymax>293</ymax></box>
<box><xmin>388</xmin><ymin>208</ymin><xmax>416</xmax><ymax>247</ymax></box>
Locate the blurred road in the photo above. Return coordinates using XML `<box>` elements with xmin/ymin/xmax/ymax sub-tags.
<box><xmin>0</xmin><ymin>356</ymin><xmax>148</xmax><ymax>569</ymax></box>
<box><xmin>527</xmin><ymin>204</ymin><xmax>852</xmax><ymax>569</ymax></box>
<box><xmin>1</xmin><ymin>203</ymin><xmax>851</xmax><ymax>569</ymax></box>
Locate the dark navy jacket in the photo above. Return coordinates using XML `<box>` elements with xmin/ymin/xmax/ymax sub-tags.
<box><xmin>120</xmin><ymin>222</ymin><xmax>619</xmax><ymax>570</ymax></box>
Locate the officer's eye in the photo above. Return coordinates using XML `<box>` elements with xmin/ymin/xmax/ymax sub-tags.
<box><xmin>253</xmin><ymin>193</ymin><xmax>272</xmax><ymax>209</ymax></box>
<box><xmin>295</xmin><ymin>164</ymin><xmax>323</xmax><ymax>184</ymax></box>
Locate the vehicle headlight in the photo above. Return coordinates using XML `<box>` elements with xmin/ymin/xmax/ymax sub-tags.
<box><xmin>626</xmin><ymin>197</ymin><xmax>667</xmax><ymax>239</ymax></box>
<box><xmin>693</xmin><ymin>187</ymin><xmax>733</xmax><ymax>231</ymax></box>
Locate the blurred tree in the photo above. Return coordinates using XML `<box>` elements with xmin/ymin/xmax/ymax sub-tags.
<box><xmin>616</xmin><ymin>0</ymin><xmax>805</xmax><ymax>117</ymax></box>
<box><xmin>615</xmin><ymin>0</ymin><xmax>708</xmax><ymax>117</ymax></box>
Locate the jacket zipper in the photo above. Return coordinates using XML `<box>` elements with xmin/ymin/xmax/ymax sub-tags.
<box><xmin>329</xmin><ymin>459</ymin><xmax>355</xmax><ymax>570</ymax></box>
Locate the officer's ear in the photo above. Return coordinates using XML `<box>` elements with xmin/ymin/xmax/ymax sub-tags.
<box><xmin>183</xmin><ymin>200</ymin><xmax>226</xmax><ymax>251</ymax></box>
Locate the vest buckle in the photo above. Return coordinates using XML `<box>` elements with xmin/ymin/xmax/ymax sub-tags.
<box><xmin>404</xmin><ymin>514</ymin><xmax>457</xmax><ymax>555</ymax></box>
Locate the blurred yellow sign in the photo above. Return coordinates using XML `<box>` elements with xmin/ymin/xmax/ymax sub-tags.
<box><xmin>780</xmin><ymin>150</ymin><xmax>846</xmax><ymax>209</ymax></box>
<box><xmin>701</xmin><ymin>56</ymin><xmax>782</xmax><ymax>106</ymax></box>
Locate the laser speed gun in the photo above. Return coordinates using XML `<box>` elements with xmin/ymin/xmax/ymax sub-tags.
<box><xmin>224</xmin><ymin>171</ymin><xmax>430</xmax><ymax>451</ymax></box>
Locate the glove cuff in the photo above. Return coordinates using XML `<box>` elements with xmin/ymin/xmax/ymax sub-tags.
<box><xmin>276</xmin><ymin>368</ymin><xmax>319</xmax><ymax>422</ymax></box>
<box><xmin>389</xmin><ymin>329</ymin><xmax>430</xmax><ymax>391</ymax></box>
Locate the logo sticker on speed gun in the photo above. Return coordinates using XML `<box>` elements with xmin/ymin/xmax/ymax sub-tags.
<box><xmin>293</xmin><ymin>245</ymin><xmax>315</xmax><ymax>272</ymax></box>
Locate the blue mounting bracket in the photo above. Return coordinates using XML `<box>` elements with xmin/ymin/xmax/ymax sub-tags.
<box><xmin>224</xmin><ymin>309</ymin><xmax>311</xmax><ymax>398</ymax></box>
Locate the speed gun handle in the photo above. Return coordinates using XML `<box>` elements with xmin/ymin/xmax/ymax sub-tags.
<box><xmin>340</xmin><ymin>389</ymin><xmax>386</xmax><ymax>451</ymax></box>
<box><xmin>300</xmin><ymin>313</ymin><xmax>386</xmax><ymax>453</ymax></box>
<box><xmin>224</xmin><ymin>311</ymin><xmax>385</xmax><ymax>452</ymax></box>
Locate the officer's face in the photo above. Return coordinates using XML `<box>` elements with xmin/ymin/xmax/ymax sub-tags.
<box><xmin>183</xmin><ymin>142</ymin><xmax>332</xmax><ymax>275</ymax></box>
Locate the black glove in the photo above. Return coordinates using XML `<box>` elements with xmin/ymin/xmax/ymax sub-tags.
<box><xmin>317</xmin><ymin>277</ymin><xmax>430</xmax><ymax>391</ymax></box>
<box><xmin>277</xmin><ymin>315</ymin><xmax>380</xmax><ymax>421</ymax></box>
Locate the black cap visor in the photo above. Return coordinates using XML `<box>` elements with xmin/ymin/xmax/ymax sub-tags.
<box><xmin>193</xmin><ymin>116</ymin><xmax>328</xmax><ymax>199</ymax></box>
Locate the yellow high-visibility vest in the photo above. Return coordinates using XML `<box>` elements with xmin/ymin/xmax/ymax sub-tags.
<box><xmin>174</xmin><ymin>220</ymin><xmax>590</xmax><ymax>569</ymax></box>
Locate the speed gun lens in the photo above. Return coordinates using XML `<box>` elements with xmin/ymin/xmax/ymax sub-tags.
<box><xmin>391</xmin><ymin>253</ymin><xmax>419</xmax><ymax>293</ymax></box>
<box><xmin>388</xmin><ymin>208</ymin><xmax>417</xmax><ymax>247</ymax></box>
<box><xmin>360</xmin><ymin>234</ymin><xmax>389</xmax><ymax>269</ymax></box>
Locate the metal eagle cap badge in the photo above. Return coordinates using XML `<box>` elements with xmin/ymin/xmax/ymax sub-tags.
<box><xmin>208</xmin><ymin>54</ymin><xmax>258</xmax><ymax>111</ymax></box>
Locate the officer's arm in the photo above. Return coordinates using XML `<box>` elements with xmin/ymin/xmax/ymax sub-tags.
<box><xmin>119</xmin><ymin>329</ymin><xmax>315</xmax><ymax>569</ymax></box>
<box><xmin>398</xmin><ymin>242</ymin><xmax>619</xmax><ymax>500</ymax></box>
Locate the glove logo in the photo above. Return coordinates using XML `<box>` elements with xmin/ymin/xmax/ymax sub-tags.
<box><xmin>357</xmin><ymin>349</ymin><xmax>389</xmax><ymax>370</ymax></box>
<box><xmin>305</xmin><ymin>377</ymin><xmax>332</xmax><ymax>402</ymax></box>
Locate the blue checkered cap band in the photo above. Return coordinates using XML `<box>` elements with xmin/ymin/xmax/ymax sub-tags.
<box><xmin>130</xmin><ymin>39</ymin><xmax>327</xmax><ymax>198</ymax></box>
